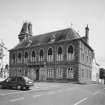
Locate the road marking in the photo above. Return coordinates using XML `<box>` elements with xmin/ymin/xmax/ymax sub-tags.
<box><xmin>0</xmin><ymin>91</ymin><xmax>24</xmax><ymax>96</ymax></box>
<box><xmin>74</xmin><ymin>97</ymin><xmax>88</xmax><ymax>105</ymax></box>
<box><xmin>10</xmin><ymin>97</ymin><xmax>24</xmax><ymax>102</ymax></box>
<box><xmin>93</xmin><ymin>91</ymin><xmax>100</xmax><ymax>95</ymax></box>
<box><xmin>33</xmin><ymin>94</ymin><xmax>43</xmax><ymax>98</ymax></box>
<box><xmin>47</xmin><ymin>91</ymin><xmax>55</xmax><ymax>95</ymax></box>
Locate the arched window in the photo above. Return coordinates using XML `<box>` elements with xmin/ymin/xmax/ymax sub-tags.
<box><xmin>32</xmin><ymin>51</ymin><xmax>35</xmax><ymax>57</ymax></box>
<box><xmin>68</xmin><ymin>45</ymin><xmax>73</xmax><ymax>54</ymax></box>
<box><xmin>13</xmin><ymin>54</ymin><xmax>15</xmax><ymax>60</ymax></box>
<box><xmin>12</xmin><ymin>54</ymin><xmax>15</xmax><ymax>63</ymax></box>
<box><xmin>67</xmin><ymin>45</ymin><xmax>74</xmax><ymax>61</ymax></box>
<box><xmin>67</xmin><ymin>67</ymin><xmax>74</xmax><ymax>79</ymax></box>
<box><xmin>39</xmin><ymin>49</ymin><xmax>44</xmax><ymax>61</ymax></box>
<box><xmin>25</xmin><ymin>52</ymin><xmax>28</xmax><ymax>58</ymax></box>
<box><xmin>48</xmin><ymin>48</ymin><xmax>52</xmax><ymax>55</ymax></box>
<box><xmin>58</xmin><ymin>47</ymin><xmax>62</xmax><ymax>54</ymax></box>
<box><xmin>57</xmin><ymin>46</ymin><xmax>63</xmax><ymax>61</ymax></box>
<box><xmin>18</xmin><ymin>53</ymin><xmax>21</xmax><ymax>59</ymax></box>
<box><xmin>47</xmin><ymin>48</ymin><xmax>53</xmax><ymax>62</ymax></box>
<box><xmin>40</xmin><ymin>49</ymin><xmax>43</xmax><ymax>57</ymax></box>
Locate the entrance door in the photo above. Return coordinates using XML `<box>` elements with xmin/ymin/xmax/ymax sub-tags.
<box><xmin>36</xmin><ymin>69</ymin><xmax>39</xmax><ymax>80</ymax></box>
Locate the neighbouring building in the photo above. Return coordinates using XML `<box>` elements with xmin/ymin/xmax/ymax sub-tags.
<box><xmin>92</xmin><ymin>58</ymin><xmax>100</xmax><ymax>82</ymax></box>
<box><xmin>9</xmin><ymin>22</ymin><xmax>94</xmax><ymax>83</ymax></box>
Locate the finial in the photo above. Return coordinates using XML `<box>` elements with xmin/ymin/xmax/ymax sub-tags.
<box><xmin>70</xmin><ymin>22</ymin><xmax>73</xmax><ymax>28</ymax></box>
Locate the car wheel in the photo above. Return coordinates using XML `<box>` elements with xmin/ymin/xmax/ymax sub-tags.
<box><xmin>26</xmin><ymin>87</ymin><xmax>29</xmax><ymax>90</ymax></box>
<box><xmin>17</xmin><ymin>85</ymin><xmax>21</xmax><ymax>90</ymax></box>
<box><xmin>22</xmin><ymin>86</ymin><xmax>26</xmax><ymax>90</ymax></box>
<box><xmin>0</xmin><ymin>84</ymin><xmax>3</xmax><ymax>89</ymax></box>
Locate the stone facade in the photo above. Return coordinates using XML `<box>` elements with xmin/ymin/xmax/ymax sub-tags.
<box><xmin>9</xmin><ymin>23</ymin><xmax>94</xmax><ymax>83</ymax></box>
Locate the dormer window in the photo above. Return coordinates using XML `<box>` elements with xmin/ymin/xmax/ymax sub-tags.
<box><xmin>50</xmin><ymin>34</ymin><xmax>56</xmax><ymax>42</ymax></box>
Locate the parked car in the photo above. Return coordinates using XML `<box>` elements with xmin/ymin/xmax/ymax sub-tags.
<box><xmin>0</xmin><ymin>76</ymin><xmax>34</xmax><ymax>90</ymax></box>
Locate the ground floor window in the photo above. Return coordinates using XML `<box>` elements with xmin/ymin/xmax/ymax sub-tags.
<box><xmin>56</xmin><ymin>67</ymin><xmax>63</xmax><ymax>79</ymax></box>
<box><xmin>47</xmin><ymin>68</ymin><xmax>54</xmax><ymax>79</ymax></box>
<box><xmin>67</xmin><ymin>67</ymin><xmax>74</xmax><ymax>79</ymax></box>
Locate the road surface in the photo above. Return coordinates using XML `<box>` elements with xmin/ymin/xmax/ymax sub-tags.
<box><xmin>0</xmin><ymin>82</ymin><xmax>105</xmax><ymax>105</ymax></box>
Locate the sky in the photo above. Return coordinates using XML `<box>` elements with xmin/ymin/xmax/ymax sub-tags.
<box><xmin>0</xmin><ymin>0</ymin><xmax>105</xmax><ymax>67</ymax></box>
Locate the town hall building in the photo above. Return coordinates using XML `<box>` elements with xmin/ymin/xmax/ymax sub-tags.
<box><xmin>9</xmin><ymin>22</ymin><xmax>94</xmax><ymax>83</ymax></box>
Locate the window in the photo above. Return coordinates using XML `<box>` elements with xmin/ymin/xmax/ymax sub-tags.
<box><xmin>56</xmin><ymin>67</ymin><xmax>63</xmax><ymax>79</ymax></box>
<box><xmin>12</xmin><ymin>54</ymin><xmax>15</xmax><ymax>64</ymax></box>
<box><xmin>48</xmin><ymin>48</ymin><xmax>52</xmax><ymax>55</ymax></box>
<box><xmin>58</xmin><ymin>47</ymin><xmax>62</xmax><ymax>54</ymax></box>
<box><xmin>17</xmin><ymin>53</ymin><xmax>22</xmax><ymax>63</ymax></box>
<box><xmin>47</xmin><ymin>68</ymin><xmax>54</xmax><ymax>78</ymax></box>
<box><xmin>67</xmin><ymin>67</ymin><xmax>74</xmax><ymax>79</ymax></box>
<box><xmin>25</xmin><ymin>52</ymin><xmax>28</xmax><ymax>58</ymax></box>
<box><xmin>31</xmin><ymin>51</ymin><xmax>36</xmax><ymax>62</ymax></box>
<box><xmin>32</xmin><ymin>51</ymin><xmax>35</xmax><ymax>57</ymax></box>
<box><xmin>82</xmin><ymin>69</ymin><xmax>84</xmax><ymax>78</ymax></box>
<box><xmin>57</xmin><ymin>46</ymin><xmax>63</xmax><ymax>61</ymax></box>
<box><xmin>39</xmin><ymin>49</ymin><xmax>44</xmax><ymax>61</ymax></box>
<box><xmin>68</xmin><ymin>46</ymin><xmax>73</xmax><ymax>53</ymax></box>
<box><xmin>67</xmin><ymin>45</ymin><xmax>74</xmax><ymax>61</ymax></box>
<box><xmin>24</xmin><ymin>52</ymin><xmax>28</xmax><ymax>63</ymax></box>
<box><xmin>40</xmin><ymin>49</ymin><xmax>43</xmax><ymax>57</ymax></box>
<box><xmin>47</xmin><ymin>48</ymin><xmax>53</xmax><ymax>62</ymax></box>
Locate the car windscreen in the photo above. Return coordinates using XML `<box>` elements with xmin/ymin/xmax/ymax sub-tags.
<box><xmin>23</xmin><ymin>77</ymin><xmax>32</xmax><ymax>82</ymax></box>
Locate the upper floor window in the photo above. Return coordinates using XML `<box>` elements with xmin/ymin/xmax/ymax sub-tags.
<box><xmin>32</xmin><ymin>51</ymin><xmax>35</xmax><ymax>57</ymax></box>
<box><xmin>57</xmin><ymin>46</ymin><xmax>63</xmax><ymax>61</ymax></box>
<box><xmin>18</xmin><ymin>53</ymin><xmax>21</xmax><ymax>59</ymax></box>
<box><xmin>40</xmin><ymin>49</ymin><xmax>44</xmax><ymax>57</ymax></box>
<box><xmin>47</xmin><ymin>48</ymin><xmax>53</xmax><ymax>62</ymax></box>
<box><xmin>68</xmin><ymin>45</ymin><xmax>73</xmax><ymax>54</ymax></box>
<box><xmin>48</xmin><ymin>48</ymin><xmax>52</xmax><ymax>55</ymax></box>
<box><xmin>39</xmin><ymin>49</ymin><xmax>44</xmax><ymax>61</ymax></box>
<box><xmin>67</xmin><ymin>45</ymin><xmax>74</xmax><ymax>61</ymax></box>
<box><xmin>58</xmin><ymin>47</ymin><xmax>62</xmax><ymax>55</ymax></box>
<box><xmin>25</xmin><ymin>52</ymin><xmax>28</xmax><ymax>58</ymax></box>
<box><xmin>24</xmin><ymin>52</ymin><xmax>28</xmax><ymax>63</ymax></box>
<box><xmin>31</xmin><ymin>51</ymin><xmax>36</xmax><ymax>62</ymax></box>
<box><xmin>12</xmin><ymin>54</ymin><xmax>16</xmax><ymax>63</ymax></box>
<box><xmin>17</xmin><ymin>53</ymin><xmax>22</xmax><ymax>63</ymax></box>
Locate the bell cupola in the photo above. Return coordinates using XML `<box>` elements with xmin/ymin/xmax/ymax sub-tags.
<box><xmin>18</xmin><ymin>22</ymin><xmax>32</xmax><ymax>42</ymax></box>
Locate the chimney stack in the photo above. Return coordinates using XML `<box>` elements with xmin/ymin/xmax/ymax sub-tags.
<box><xmin>85</xmin><ymin>24</ymin><xmax>89</xmax><ymax>43</ymax></box>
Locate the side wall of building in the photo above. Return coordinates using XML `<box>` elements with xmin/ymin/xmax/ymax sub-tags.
<box><xmin>78</xmin><ymin>40</ymin><xmax>93</xmax><ymax>83</ymax></box>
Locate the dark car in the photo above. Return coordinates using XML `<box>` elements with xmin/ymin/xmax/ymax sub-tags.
<box><xmin>0</xmin><ymin>76</ymin><xmax>34</xmax><ymax>90</ymax></box>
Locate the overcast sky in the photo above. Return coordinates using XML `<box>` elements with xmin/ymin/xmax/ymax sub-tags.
<box><xmin>0</xmin><ymin>0</ymin><xmax>105</xmax><ymax>67</ymax></box>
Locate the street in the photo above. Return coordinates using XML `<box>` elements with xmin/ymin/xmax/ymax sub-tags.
<box><xmin>0</xmin><ymin>82</ymin><xmax>105</xmax><ymax>105</ymax></box>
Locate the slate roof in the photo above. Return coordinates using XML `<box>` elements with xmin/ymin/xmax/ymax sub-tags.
<box><xmin>11</xmin><ymin>28</ymin><xmax>81</xmax><ymax>50</ymax></box>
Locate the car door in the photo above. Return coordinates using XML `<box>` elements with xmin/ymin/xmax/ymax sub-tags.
<box><xmin>2</xmin><ymin>77</ymin><xmax>12</xmax><ymax>88</ymax></box>
<box><xmin>8</xmin><ymin>77</ymin><xmax>17</xmax><ymax>88</ymax></box>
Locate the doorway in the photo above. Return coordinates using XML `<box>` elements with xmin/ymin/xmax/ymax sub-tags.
<box><xmin>36</xmin><ymin>69</ymin><xmax>39</xmax><ymax>80</ymax></box>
